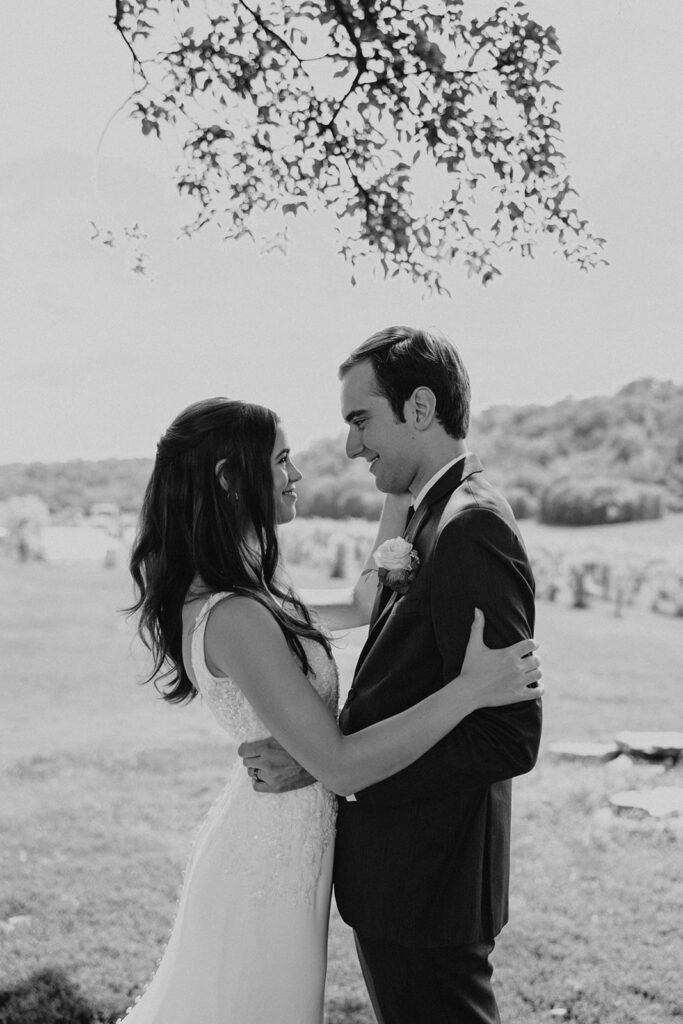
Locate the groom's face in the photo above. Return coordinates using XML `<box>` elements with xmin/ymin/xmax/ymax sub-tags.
<box><xmin>340</xmin><ymin>360</ymin><xmax>416</xmax><ymax>494</ymax></box>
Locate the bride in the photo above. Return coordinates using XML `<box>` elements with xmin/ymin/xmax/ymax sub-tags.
<box><xmin>121</xmin><ymin>397</ymin><xmax>542</xmax><ymax>1024</ymax></box>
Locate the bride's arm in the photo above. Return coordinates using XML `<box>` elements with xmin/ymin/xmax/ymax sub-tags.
<box><xmin>205</xmin><ymin>598</ymin><xmax>541</xmax><ymax>798</ymax></box>
<box><xmin>300</xmin><ymin>493</ymin><xmax>412</xmax><ymax>630</ymax></box>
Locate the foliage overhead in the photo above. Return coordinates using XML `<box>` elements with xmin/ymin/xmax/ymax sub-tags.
<box><xmin>113</xmin><ymin>0</ymin><xmax>606</xmax><ymax>289</ymax></box>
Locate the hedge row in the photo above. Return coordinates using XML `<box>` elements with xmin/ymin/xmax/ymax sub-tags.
<box><xmin>538</xmin><ymin>477</ymin><xmax>664</xmax><ymax>526</ymax></box>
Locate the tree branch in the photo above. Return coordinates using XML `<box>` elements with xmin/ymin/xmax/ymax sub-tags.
<box><xmin>237</xmin><ymin>0</ymin><xmax>306</xmax><ymax>69</ymax></box>
<box><xmin>113</xmin><ymin>0</ymin><xmax>143</xmax><ymax>71</ymax></box>
<box><xmin>321</xmin><ymin>65</ymin><xmax>364</xmax><ymax>130</ymax></box>
<box><xmin>107</xmin><ymin>0</ymin><xmax>606</xmax><ymax>287</ymax></box>
<box><xmin>340</xmin><ymin>150</ymin><xmax>373</xmax><ymax>227</ymax></box>
<box><xmin>327</xmin><ymin>0</ymin><xmax>367</xmax><ymax>72</ymax></box>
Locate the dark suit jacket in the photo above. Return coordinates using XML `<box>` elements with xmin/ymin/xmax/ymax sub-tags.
<box><xmin>333</xmin><ymin>455</ymin><xmax>542</xmax><ymax>947</ymax></box>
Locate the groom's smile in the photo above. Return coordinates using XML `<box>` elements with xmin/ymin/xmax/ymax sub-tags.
<box><xmin>340</xmin><ymin>359</ymin><xmax>418</xmax><ymax>495</ymax></box>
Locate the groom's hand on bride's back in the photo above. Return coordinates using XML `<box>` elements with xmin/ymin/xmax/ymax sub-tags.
<box><xmin>238</xmin><ymin>736</ymin><xmax>317</xmax><ymax>793</ymax></box>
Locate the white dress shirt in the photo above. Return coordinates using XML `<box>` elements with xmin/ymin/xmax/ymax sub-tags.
<box><xmin>412</xmin><ymin>452</ymin><xmax>470</xmax><ymax>511</ymax></box>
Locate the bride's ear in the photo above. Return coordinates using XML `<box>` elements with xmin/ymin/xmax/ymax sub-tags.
<box><xmin>215</xmin><ymin>459</ymin><xmax>231</xmax><ymax>493</ymax></box>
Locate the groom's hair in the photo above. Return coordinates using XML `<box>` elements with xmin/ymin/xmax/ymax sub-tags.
<box><xmin>339</xmin><ymin>326</ymin><xmax>471</xmax><ymax>439</ymax></box>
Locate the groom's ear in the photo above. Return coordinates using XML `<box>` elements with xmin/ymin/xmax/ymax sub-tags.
<box><xmin>215</xmin><ymin>458</ymin><xmax>231</xmax><ymax>492</ymax></box>
<box><xmin>408</xmin><ymin>387</ymin><xmax>437</xmax><ymax>431</ymax></box>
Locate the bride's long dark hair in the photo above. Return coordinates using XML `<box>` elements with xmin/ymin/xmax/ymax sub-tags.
<box><xmin>129</xmin><ymin>397</ymin><xmax>331</xmax><ymax>703</ymax></box>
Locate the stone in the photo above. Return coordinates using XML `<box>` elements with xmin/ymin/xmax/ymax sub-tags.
<box><xmin>592</xmin><ymin>807</ymin><xmax>615</xmax><ymax>827</ymax></box>
<box><xmin>0</xmin><ymin>914</ymin><xmax>31</xmax><ymax>934</ymax></box>
<box><xmin>604</xmin><ymin>754</ymin><xmax>666</xmax><ymax>780</ymax></box>
<box><xmin>548</xmin><ymin>741</ymin><xmax>620</xmax><ymax>762</ymax></box>
<box><xmin>609</xmin><ymin>787</ymin><xmax>683</xmax><ymax>819</ymax></box>
<box><xmin>615</xmin><ymin>732</ymin><xmax>683</xmax><ymax>762</ymax></box>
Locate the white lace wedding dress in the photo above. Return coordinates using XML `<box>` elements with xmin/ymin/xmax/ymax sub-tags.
<box><xmin>119</xmin><ymin>593</ymin><xmax>339</xmax><ymax>1024</ymax></box>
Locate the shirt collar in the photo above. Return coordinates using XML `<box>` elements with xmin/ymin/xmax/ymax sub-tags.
<box><xmin>412</xmin><ymin>452</ymin><xmax>470</xmax><ymax>511</ymax></box>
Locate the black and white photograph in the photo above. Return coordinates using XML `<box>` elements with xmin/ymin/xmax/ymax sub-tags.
<box><xmin>1</xmin><ymin>2</ymin><xmax>681</xmax><ymax>1023</ymax></box>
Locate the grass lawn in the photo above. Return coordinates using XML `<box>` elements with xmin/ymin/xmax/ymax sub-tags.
<box><xmin>0</xmin><ymin>557</ymin><xmax>682</xmax><ymax>1023</ymax></box>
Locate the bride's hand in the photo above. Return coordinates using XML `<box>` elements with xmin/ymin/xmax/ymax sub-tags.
<box><xmin>383</xmin><ymin>491</ymin><xmax>413</xmax><ymax>516</ymax></box>
<box><xmin>457</xmin><ymin>609</ymin><xmax>542</xmax><ymax>709</ymax></box>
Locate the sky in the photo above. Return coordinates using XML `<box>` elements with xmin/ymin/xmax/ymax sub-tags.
<box><xmin>1</xmin><ymin>0</ymin><xmax>682</xmax><ymax>463</ymax></box>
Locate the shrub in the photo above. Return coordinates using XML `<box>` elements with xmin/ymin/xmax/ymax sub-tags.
<box><xmin>538</xmin><ymin>477</ymin><xmax>664</xmax><ymax>526</ymax></box>
<box><xmin>504</xmin><ymin>487</ymin><xmax>539</xmax><ymax>520</ymax></box>
<box><xmin>0</xmin><ymin>968</ymin><xmax>101</xmax><ymax>1024</ymax></box>
<box><xmin>296</xmin><ymin>476</ymin><xmax>384</xmax><ymax>520</ymax></box>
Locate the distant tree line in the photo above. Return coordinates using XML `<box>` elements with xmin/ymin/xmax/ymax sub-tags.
<box><xmin>0</xmin><ymin>459</ymin><xmax>153</xmax><ymax>516</ymax></box>
<box><xmin>1</xmin><ymin>379</ymin><xmax>681</xmax><ymax>526</ymax></box>
<box><xmin>293</xmin><ymin>378</ymin><xmax>683</xmax><ymax>524</ymax></box>
<box><xmin>471</xmin><ymin>377</ymin><xmax>683</xmax><ymax>524</ymax></box>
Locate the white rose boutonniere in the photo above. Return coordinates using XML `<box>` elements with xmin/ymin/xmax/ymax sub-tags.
<box><xmin>363</xmin><ymin>537</ymin><xmax>420</xmax><ymax>595</ymax></box>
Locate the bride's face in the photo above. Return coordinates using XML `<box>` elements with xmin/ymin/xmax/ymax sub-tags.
<box><xmin>271</xmin><ymin>425</ymin><xmax>302</xmax><ymax>525</ymax></box>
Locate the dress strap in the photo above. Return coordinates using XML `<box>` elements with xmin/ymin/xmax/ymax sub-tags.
<box><xmin>191</xmin><ymin>592</ymin><xmax>235</xmax><ymax>683</ymax></box>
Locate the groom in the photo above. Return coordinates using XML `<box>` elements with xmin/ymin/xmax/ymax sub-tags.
<box><xmin>241</xmin><ymin>327</ymin><xmax>542</xmax><ymax>1023</ymax></box>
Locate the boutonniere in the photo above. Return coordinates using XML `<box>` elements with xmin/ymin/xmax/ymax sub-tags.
<box><xmin>363</xmin><ymin>537</ymin><xmax>420</xmax><ymax>596</ymax></box>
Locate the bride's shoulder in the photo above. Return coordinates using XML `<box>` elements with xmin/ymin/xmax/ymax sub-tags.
<box><xmin>180</xmin><ymin>590</ymin><xmax>274</xmax><ymax>680</ymax></box>
<box><xmin>201</xmin><ymin>594</ymin><xmax>285</xmax><ymax>681</ymax></box>
<box><xmin>203</xmin><ymin>593</ymin><xmax>278</xmax><ymax>645</ymax></box>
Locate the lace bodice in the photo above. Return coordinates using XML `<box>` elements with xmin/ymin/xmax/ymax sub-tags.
<box><xmin>190</xmin><ymin>592</ymin><xmax>339</xmax><ymax>742</ymax></box>
<box><xmin>187</xmin><ymin>592</ymin><xmax>339</xmax><ymax>907</ymax></box>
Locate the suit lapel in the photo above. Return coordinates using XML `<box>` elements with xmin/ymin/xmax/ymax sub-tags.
<box><xmin>421</xmin><ymin>452</ymin><xmax>483</xmax><ymax>508</ymax></box>
<box><xmin>368</xmin><ymin>576</ymin><xmax>389</xmax><ymax>629</ymax></box>
<box><xmin>404</xmin><ymin>497</ymin><xmax>432</xmax><ymax>546</ymax></box>
<box><xmin>354</xmin><ymin>454</ymin><xmax>484</xmax><ymax>674</ymax></box>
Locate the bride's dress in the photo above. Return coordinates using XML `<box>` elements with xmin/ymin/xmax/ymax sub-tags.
<box><xmin>119</xmin><ymin>593</ymin><xmax>339</xmax><ymax>1024</ymax></box>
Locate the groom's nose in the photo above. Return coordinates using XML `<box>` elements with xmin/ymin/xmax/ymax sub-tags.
<box><xmin>345</xmin><ymin>428</ymin><xmax>363</xmax><ymax>459</ymax></box>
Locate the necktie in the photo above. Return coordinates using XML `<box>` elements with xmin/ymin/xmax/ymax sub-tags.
<box><xmin>404</xmin><ymin>504</ymin><xmax>415</xmax><ymax>534</ymax></box>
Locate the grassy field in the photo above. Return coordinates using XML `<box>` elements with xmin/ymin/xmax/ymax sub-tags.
<box><xmin>0</xmin><ymin>553</ymin><xmax>682</xmax><ymax>1024</ymax></box>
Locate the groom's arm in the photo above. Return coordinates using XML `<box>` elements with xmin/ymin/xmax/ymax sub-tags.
<box><xmin>351</xmin><ymin>509</ymin><xmax>542</xmax><ymax>809</ymax></box>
